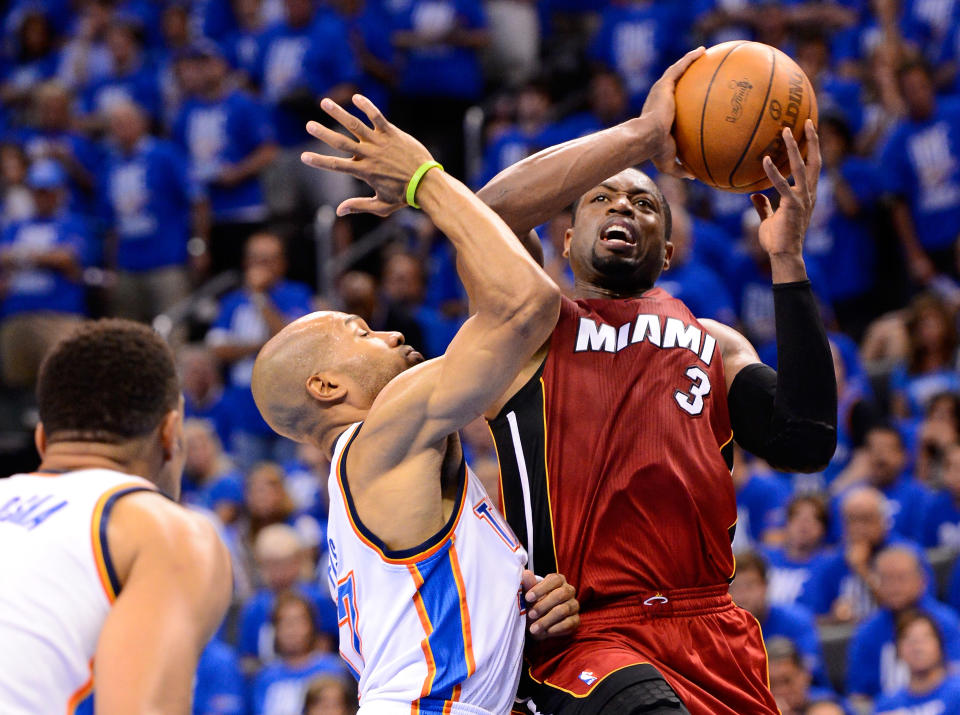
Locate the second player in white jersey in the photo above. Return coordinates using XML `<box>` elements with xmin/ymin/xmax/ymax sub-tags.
<box><xmin>326</xmin><ymin>422</ymin><xmax>528</xmax><ymax>714</ymax></box>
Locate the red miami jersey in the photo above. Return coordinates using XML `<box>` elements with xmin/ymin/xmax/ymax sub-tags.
<box><xmin>488</xmin><ymin>290</ymin><xmax>737</xmax><ymax>608</ymax></box>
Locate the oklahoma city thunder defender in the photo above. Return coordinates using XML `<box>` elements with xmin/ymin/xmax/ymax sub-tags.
<box><xmin>252</xmin><ymin>95</ymin><xmax>578</xmax><ymax>714</ymax></box>
<box><xmin>0</xmin><ymin>320</ymin><xmax>231</xmax><ymax>714</ymax></box>
<box><xmin>472</xmin><ymin>55</ymin><xmax>837</xmax><ymax>713</ymax></box>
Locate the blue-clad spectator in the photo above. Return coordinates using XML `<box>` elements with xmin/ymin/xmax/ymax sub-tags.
<box><xmin>332</xmin><ymin>0</ymin><xmax>397</xmax><ymax>113</ymax></box>
<box><xmin>81</xmin><ymin>19</ymin><xmax>162</xmax><ymax>125</ymax></box>
<box><xmin>588</xmin><ymin>0</ymin><xmax>686</xmax><ymax>112</ymax></box>
<box><xmin>101</xmin><ymin>99</ymin><xmax>207</xmax><ymax>323</ymax></box>
<box><xmin>173</xmin><ymin>42</ymin><xmax>277</xmax><ymax>275</ymax></box>
<box><xmin>56</xmin><ymin>1</ymin><xmax>114</xmax><ymax>91</ymax></box>
<box><xmin>921</xmin><ymin>443</ymin><xmax>960</xmax><ymax>548</ymax></box>
<box><xmin>804</xmin><ymin>114</ymin><xmax>880</xmax><ymax>337</ymax></box>
<box><xmin>875</xmin><ymin>610</ymin><xmax>960</xmax><ymax>715</ymax></box>
<box><xmin>0</xmin><ymin>143</ymin><xmax>34</xmax><ymax>228</ymax></box>
<box><xmin>847</xmin><ymin>545</ymin><xmax>960</xmax><ymax>703</ymax></box>
<box><xmin>766</xmin><ymin>637</ymin><xmax>849</xmax><ymax>715</ymax></box>
<box><xmin>697</xmin><ymin>187</ymin><xmax>752</xmax><ymax>246</ymax></box>
<box><xmin>762</xmin><ymin>494</ymin><xmax>832</xmax><ymax>610</ymax></box>
<box><xmin>222</xmin><ymin>0</ymin><xmax>267</xmax><ymax>84</ymax></box>
<box><xmin>250</xmin><ymin>591</ymin><xmax>345</xmax><ymax>715</ymax></box>
<box><xmin>389</xmin><ymin>0</ymin><xmax>488</xmax><ymax>177</ymax></box>
<box><xmin>475</xmin><ymin>81</ymin><xmax>552</xmax><ymax>188</ymax></box>
<box><xmin>806</xmin><ymin>487</ymin><xmax>919</xmax><ymax>621</ymax></box>
<box><xmin>154</xmin><ymin>2</ymin><xmax>197</xmax><ymax>127</ymax></box>
<box><xmin>0</xmin><ymin>9</ymin><xmax>59</xmax><ymax>111</ymax></box>
<box><xmin>182</xmin><ymin>418</ymin><xmax>245</xmax><ymax>526</ymax></box>
<box><xmin>889</xmin><ymin>292</ymin><xmax>960</xmax><ymax>420</ymax></box>
<box><xmin>795</xmin><ymin>32</ymin><xmax>867</xmax><ymax>138</ymax></box>
<box><xmin>0</xmin><ymin>159</ymin><xmax>87</xmax><ymax>388</ymax></box>
<box><xmin>239</xmin><ymin>524</ymin><xmax>338</xmax><ymax>668</ymax></box>
<box><xmin>194</xmin><ymin>638</ymin><xmax>245</xmax><ymax>715</ymax></box>
<box><xmin>181</xmin><ymin>345</ymin><xmax>234</xmax><ymax>451</ymax></box>
<box><xmin>731</xmin><ymin>450</ymin><xmax>792</xmax><ymax>552</ymax></box>
<box><xmin>301</xmin><ymin>675</ymin><xmax>359</xmax><ymax>715</ymax></box>
<box><xmin>537</xmin><ymin>70</ymin><xmax>631</xmax><ymax>147</ymax></box>
<box><xmin>17</xmin><ymin>81</ymin><xmax>100</xmax><ymax>218</ymax></box>
<box><xmin>831</xmin><ymin>425</ymin><xmax>932</xmax><ymax>542</ymax></box>
<box><xmin>730</xmin><ymin>551</ymin><xmax>828</xmax><ymax>687</ymax></box>
<box><xmin>879</xmin><ymin>61</ymin><xmax>960</xmax><ymax>283</ymax></box>
<box><xmin>206</xmin><ymin>233</ymin><xmax>313</xmax><ymax>467</ymax></box>
<box><xmin>282</xmin><ymin>442</ymin><xmax>329</xmax><ymax>526</ymax></box>
<box><xmin>833</xmin><ymin>2</ymin><xmax>930</xmax><ymax>78</ymax></box>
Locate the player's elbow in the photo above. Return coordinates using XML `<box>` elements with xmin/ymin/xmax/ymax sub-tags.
<box><xmin>507</xmin><ymin>274</ymin><xmax>561</xmax><ymax>343</ymax></box>
<box><xmin>765</xmin><ymin>422</ymin><xmax>837</xmax><ymax>473</ymax></box>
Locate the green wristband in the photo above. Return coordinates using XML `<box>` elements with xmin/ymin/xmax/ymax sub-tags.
<box><xmin>405</xmin><ymin>161</ymin><xmax>444</xmax><ymax>209</ymax></box>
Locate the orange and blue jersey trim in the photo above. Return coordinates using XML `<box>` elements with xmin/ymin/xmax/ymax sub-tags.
<box><xmin>90</xmin><ymin>482</ymin><xmax>156</xmax><ymax>602</ymax></box>
<box><xmin>66</xmin><ymin>659</ymin><xmax>94</xmax><ymax>714</ymax></box>
<box><xmin>335</xmin><ymin>422</ymin><xmax>468</xmax><ymax>565</ymax></box>
<box><xmin>408</xmin><ymin>539</ymin><xmax>476</xmax><ymax>713</ymax></box>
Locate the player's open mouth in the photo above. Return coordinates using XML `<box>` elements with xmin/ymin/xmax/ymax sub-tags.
<box><xmin>599</xmin><ymin>219</ymin><xmax>639</xmax><ymax>248</ymax></box>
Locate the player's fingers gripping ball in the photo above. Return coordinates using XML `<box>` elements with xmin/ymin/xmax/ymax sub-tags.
<box><xmin>673</xmin><ymin>41</ymin><xmax>818</xmax><ymax>193</ymax></box>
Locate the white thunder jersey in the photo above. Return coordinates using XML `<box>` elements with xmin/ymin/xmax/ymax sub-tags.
<box><xmin>326</xmin><ymin>423</ymin><xmax>528</xmax><ymax>714</ymax></box>
<box><xmin>0</xmin><ymin>469</ymin><xmax>157</xmax><ymax>714</ymax></box>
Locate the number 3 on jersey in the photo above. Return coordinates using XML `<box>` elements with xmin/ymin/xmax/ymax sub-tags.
<box><xmin>675</xmin><ymin>366</ymin><xmax>711</xmax><ymax>416</ymax></box>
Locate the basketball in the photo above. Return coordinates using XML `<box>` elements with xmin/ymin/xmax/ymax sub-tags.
<box><xmin>673</xmin><ymin>41</ymin><xmax>818</xmax><ymax>193</ymax></box>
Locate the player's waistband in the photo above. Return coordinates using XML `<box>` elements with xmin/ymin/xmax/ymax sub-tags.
<box><xmin>580</xmin><ymin>584</ymin><xmax>733</xmax><ymax>623</ymax></box>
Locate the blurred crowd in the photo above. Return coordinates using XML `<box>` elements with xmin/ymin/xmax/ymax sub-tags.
<box><xmin>3</xmin><ymin>0</ymin><xmax>960</xmax><ymax>713</ymax></box>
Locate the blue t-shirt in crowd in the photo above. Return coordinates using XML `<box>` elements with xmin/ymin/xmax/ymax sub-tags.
<box><xmin>921</xmin><ymin>490</ymin><xmax>960</xmax><ymax>549</ymax></box>
<box><xmin>657</xmin><ymin>258</ymin><xmax>736</xmax><ymax>325</ymax></box>
<box><xmin>761</xmin><ymin>544</ymin><xmax>831</xmax><ymax>610</ymax></box>
<box><xmin>701</xmin><ymin>186</ymin><xmax>753</xmax><ymax>243</ymax></box>
<box><xmin>875</xmin><ymin>676</ymin><xmax>960</xmax><ymax>715</ymax></box>
<box><xmin>889</xmin><ymin>363</ymin><xmax>960</xmax><ymax>418</ymax></box>
<box><xmin>250</xmin><ymin>653</ymin><xmax>346</xmax><ymax>715</ymax></box>
<box><xmin>181</xmin><ymin>470</ymin><xmax>245</xmax><ymax>515</ymax></box>
<box><xmin>688</xmin><ymin>217</ymin><xmax>735</xmax><ymax>277</ymax></box>
<box><xmin>588</xmin><ymin>2</ymin><xmax>686</xmax><ymax>110</ymax></box>
<box><xmin>476</xmin><ymin>126</ymin><xmax>541</xmax><ymax>188</ymax></box>
<box><xmin>223</xmin><ymin>25</ymin><xmax>263</xmax><ymax>81</ymax></box>
<box><xmin>16</xmin><ymin>128</ymin><xmax>103</xmax><ymax>217</ymax></box>
<box><xmin>282</xmin><ymin>458</ymin><xmax>327</xmax><ymax>524</ymax></box>
<box><xmin>194</xmin><ymin>639</ymin><xmax>245</xmax><ymax>715</ymax></box>
<box><xmin>804</xmin><ymin>157</ymin><xmax>879</xmax><ymax>302</ymax></box>
<box><xmin>536</xmin><ymin>112</ymin><xmax>606</xmax><ymax>148</ymax></box>
<box><xmin>847</xmin><ymin>595</ymin><xmax>960</xmax><ymax>697</ymax></box>
<box><xmin>256</xmin><ymin>14</ymin><xmax>359</xmax><ymax>146</ymax></box>
<box><xmin>761</xmin><ymin>603</ymin><xmax>828</xmax><ymax>686</ymax></box>
<box><xmin>878</xmin><ymin>99</ymin><xmax>960</xmax><ymax>252</ymax></box>
<box><xmin>207</xmin><ymin>280</ymin><xmax>313</xmax><ymax>435</ymax></box>
<box><xmin>81</xmin><ymin>60</ymin><xmax>162</xmax><ymax>122</ymax></box>
<box><xmin>734</xmin><ymin>471</ymin><xmax>792</xmax><ymax>547</ymax></box>
<box><xmin>173</xmin><ymin>89</ymin><xmax>275</xmax><ymax>222</ymax></box>
<box><xmin>185</xmin><ymin>390</ymin><xmax>234</xmax><ymax>452</ymax></box>
<box><xmin>239</xmin><ymin>582</ymin><xmax>339</xmax><ymax>661</ymax></box>
<box><xmin>337</xmin><ymin>0</ymin><xmax>395</xmax><ymax>111</ymax></box>
<box><xmin>0</xmin><ymin>214</ymin><xmax>89</xmax><ymax>318</ymax></box>
<box><xmin>391</xmin><ymin>0</ymin><xmax>486</xmax><ymax>100</ymax></box>
<box><xmin>101</xmin><ymin>137</ymin><xmax>202</xmax><ymax>272</ymax></box>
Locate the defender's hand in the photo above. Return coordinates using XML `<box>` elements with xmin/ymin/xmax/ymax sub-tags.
<box><xmin>301</xmin><ymin>95</ymin><xmax>433</xmax><ymax>216</ymax></box>
<box><xmin>522</xmin><ymin>570</ymin><xmax>580</xmax><ymax>639</ymax></box>
<box><xmin>640</xmin><ymin>46</ymin><xmax>704</xmax><ymax>178</ymax></box>
<box><xmin>750</xmin><ymin>119</ymin><xmax>821</xmax><ymax>260</ymax></box>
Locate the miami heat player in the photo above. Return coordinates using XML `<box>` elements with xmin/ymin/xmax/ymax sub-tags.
<box><xmin>476</xmin><ymin>53</ymin><xmax>837</xmax><ymax>714</ymax></box>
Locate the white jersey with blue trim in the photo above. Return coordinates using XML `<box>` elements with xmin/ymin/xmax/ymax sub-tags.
<box><xmin>0</xmin><ymin>469</ymin><xmax>156</xmax><ymax>714</ymax></box>
<box><xmin>326</xmin><ymin>422</ymin><xmax>528</xmax><ymax>714</ymax></box>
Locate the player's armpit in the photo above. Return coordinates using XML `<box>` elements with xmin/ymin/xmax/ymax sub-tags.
<box><xmin>94</xmin><ymin>492</ymin><xmax>232</xmax><ymax>715</ymax></box>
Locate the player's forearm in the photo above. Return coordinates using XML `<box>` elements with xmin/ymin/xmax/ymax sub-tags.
<box><xmin>477</xmin><ymin>115</ymin><xmax>663</xmax><ymax>235</ymax></box>
<box><xmin>417</xmin><ymin>169</ymin><xmax>558</xmax><ymax>326</ymax></box>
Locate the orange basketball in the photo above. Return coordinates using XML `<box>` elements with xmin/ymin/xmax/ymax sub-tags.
<box><xmin>673</xmin><ymin>41</ymin><xmax>818</xmax><ymax>193</ymax></box>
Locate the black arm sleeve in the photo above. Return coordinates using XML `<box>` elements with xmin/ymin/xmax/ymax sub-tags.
<box><xmin>728</xmin><ymin>280</ymin><xmax>838</xmax><ymax>473</ymax></box>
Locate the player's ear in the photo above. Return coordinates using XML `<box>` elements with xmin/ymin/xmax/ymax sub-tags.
<box><xmin>34</xmin><ymin>423</ymin><xmax>47</xmax><ymax>458</ymax></box>
<box><xmin>306</xmin><ymin>373</ymin><xmax>347</xmax><ymax>406</ymax></box>
<box><xmin>562</xmin><ymin>228</ymin><xmax>574</xmax><ymax>258</ymax></box>
<box><xmin>159</xmin><ymin>409</ymin><xmax>183</xmax><ymax>462</ymax></box>
<box><xmin>663</xmin><ymin>240</ymin><xmax>674</xmax><ymax>271</ymax></box>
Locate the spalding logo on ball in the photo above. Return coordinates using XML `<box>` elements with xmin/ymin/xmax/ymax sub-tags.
<box><xmin>674</xmin><ymin>41</ymin><xmax>818</xmax><ymax>193</ymax></box>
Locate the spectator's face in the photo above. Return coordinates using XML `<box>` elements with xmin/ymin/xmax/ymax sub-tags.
<box><xmin>338</xmin><ymin>272</ymin><xmax>378</xmax><ymax>324</ymax></box>
<box><xmin>36</xmin><ymin>88</ymin><xmax>71</xmax><ymax>131</ymax></box>
<box><xmin>180</xmin><ymin>352</ymin><xmax>219</xmax><ymax>401</ymax></box>
<box><xmin>875</xmin><ymin>550</ymin><xmax>924</xmax><ymax>611</ymax></box>
<box><xmin>31</xmin><ymin>187</ymin><xmax>62</xmax><ymax>217</ymax></box>
<box><xmin>865</xmin><ymin>431</ymin><xmax>905</xmax><ymax>486</ymax></box>
<box><xmin>842</xmin><ymin>492</ymin><xmax>886</xmax><ymax>545</ymax></box>
<box><xmin>589</xmin><ymin>74</ymin><xmax>627</xmax><ymax>123</ymax></box>
<box><xmin>244</xmin><ymin>236</ymin><xmax>285</xmax><ymax>291</ymax></box>
<box><xmin>184</xmin><ymin>426</ymin><xmax>218</xmax><ymax>477</ymax></box>
<box><xmin>805</xmin><ymin>704</ymin><xmax>845</xmax><ymax>715</ymax></box>
<box><xmin>796</xmin><ymin>40</ymin><xmax>828</xmax><ymax>81</ymax></box>
<box><xmin>785</xmin><ymin>502</ymin><xmax>825</xmax><ymax>552</ymax></box>
<box><xmin>768</xmin><ymin>657</ymin><xmax>809</xmax><ymax>715</ymax></box>
<box><xmin>258</xmin><ymin>551</ymin><xmax>302</xmax><ymax>591</ymax></box>
<box><xmin>176</xmin><ymin>56</ymin><xmax>207</xmax><ymax>96</ymax></box>
<box><xmin>943</xmin><ymin>446</ymin><xmax>960</xmax><ymax>497</ymax></box>
<box><xmin>246</xmin><ymin>465</ymin><xmax>287</xmax><ymax>518</ymax></box>
<box><xmin>819</xmin><ymin>124</ymin><xmax>846</xmax><ymax>170</ymax></box>
<box><xmin>162</xmin><ymin>6</ymin><xmax>189</xmax><ymax>46</ymax></box>
<box><xmin>516</xmin><ymin>88</ymin><xmax>550</xmax><ymax>127</ymax></box>
<box><xmin>233</xmin><ymin>0</ymin><xmax>262</xmax><ymax>26</ymax></box>
<box><xmin>382</xmin><ymin>256</ymin><xmax>424</xmax><ymax>305</ymax></box>
<box><xmin>21</xmin><ymin>14</ymin><xmax>51</xmax><ymax>56</ymax></box>
<box><xmin>0</xmin><ymin>146</ymin><xmax>28</xmax><ymax>184</ymax></box>
<box><xmin>275</xmin><ymin>600</ymin><xmax>315</xmax><ymax>657</ymax></box>
<box><xmin>899</xmin><ymin>618</ymin><xmax>943</xmax><ymax>675</ymax></box>
<box><xmin>914</xmin><ymin>307</ymin><xmax>949</xmax><ymax>351</ymax></box>
<box><xmin>108</xmin><ymin>104</ymin><xmax>146</xmax><ymax>148</ymax></box>
<box><xmin>106</xmin><ymin>26</ymin><xmax>138</xmax><ymax>67</ymax></box>
<box><xmin>728</xmin><ymin>568</ymin><xmax>766</xmax><ymax>618</ymax></box>
<box><xmin>901</xmin><ymin>68</ymin><xmax>936</xmax><ymax>121</ymax></box>
<box><xmin>285</xmin><ymin>0</ymin><xmax>314</xmax><ymax>27</ymax></box>
<box><xmin>305</xmin><ymin>683</ymin><xmax>354</xmax><ymax>715</ymax></box>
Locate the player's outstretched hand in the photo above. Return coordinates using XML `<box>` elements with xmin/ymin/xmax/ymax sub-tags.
<box><xmin>522</xmin><ymin>570</ymin><xmax>580</xmax><ymax>640</ymax></box>
<box><xmin>640</xmin><ymin>46</ymin><xmax>705</xmax><ymax>179</ymax></box>
<box><xmin>751</xmin><ymin>119</ymin><xmax>821</xmax><ymax>260</ymax></box>
<box><xmin>301</xmin><ymin>94</ymin><xmax>433</xmax><ymax>217</ymax></box>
